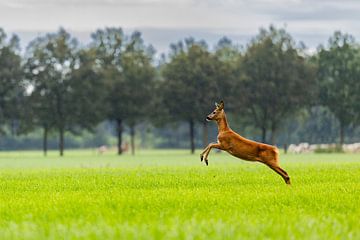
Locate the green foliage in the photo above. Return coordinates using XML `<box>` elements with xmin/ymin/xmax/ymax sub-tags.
<box><xmin>161</xmin><ymin>38</ymin><xmax>238</xmax><ymax>152</ymax></box>
<box><xmin>69</xmin><ymin>48</ymin><xmax>106</xmax><ymax>130</ymax></box>
<box><xmin>0</xmin><ymin>28</ymin><xmax>24</xmax><ymax>134</ymax></box>
<box><xmin>296</xmin><ymin>106</ymin><xmax>339</xmax><ymax>143</ymax></box>
<box><xmin>0</xmin><ymin>122</ymin><xmax>115</xmax><ymax>150</ymax></box>
<box><xmin>91</xmin><ymin>28</ymin><xmax>156</xmax><ymax>154</ymax></box>
<box><xmin>120</xmin><ymin>33</ymin><xmax>156</xmax><ymax>127</ymax></box>
<box><xmin>2</xmin><ymin>26</ymin><xmax>360</xmax><ymax>151</ymax></box>
<box><xmin>91</xmin><ymin>28</ymin><xmax>155</xmax><ymax>124</ymax></box>
<box><xmin>25</xmin><ymin>28</ymin><xmax>78</xmax><ymax>130</ymax></box>
<box><xmin>162</xmin><ymin>37</ymin><xmax>239</xmax><ymax>120</ymax></box>
<box><xmin>0</xmin><ymin>150</ymin><xmax>359</xmax><ymax>239</ymax></box>
<box><xmin>24</xmin><ymin>29</ymin><xmax>106</xmax><ymax>155</ymax></box>
<box><xmin>162</xmin><ymin>39</ymin><xmax>217</xmax><ymax>121</ymax></box>
<box><xmin>214</xmin><ymin>37</ymin><xmax>243</xmax><ymax>110</ymax></box>
<box><xmin>239</xmin><ymin>25</ymin><xmax>316</xmax><ymax>144</ymax></box>
<box><xmin>317</xmin><ymin>31</ymin><xmax>360</xmax><ymax>145</ymax></box>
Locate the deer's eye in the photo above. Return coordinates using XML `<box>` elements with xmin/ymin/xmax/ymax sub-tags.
<box><xmin>213</xmin><ymin>111</ymin><xmax>216</xmax><ymax>114</ymax></box>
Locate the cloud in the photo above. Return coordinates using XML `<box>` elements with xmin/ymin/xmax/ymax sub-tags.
<box><xmin>2</xmin><ymin>0</ymin><xmax>360</xmax><ymax>53</ymax></box>
<box><xmin>261</xmin><ymin>1</ymin><xmax>360</xmax><ymax>21</ymax></box>
<box><xmin>0</xmin><ymin>0</ymin><xmax>192</xmax><ymax>8</ymax></box>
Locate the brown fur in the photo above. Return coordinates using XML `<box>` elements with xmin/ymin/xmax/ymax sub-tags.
<box><xmin>200</xmin><ymin>101</ymin><xmax>291</xmax><ymax>185</ymax></box>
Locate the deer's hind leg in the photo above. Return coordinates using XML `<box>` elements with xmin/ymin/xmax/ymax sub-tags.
<box><xmin>266</xmin><ymin>164</ymin><xmax>291</xmax><ymax>185</ymax></box>
<box><xmin>259</xmin><ymin>148</ymin><xmax>291</xmax><ymax>185</ymax></box>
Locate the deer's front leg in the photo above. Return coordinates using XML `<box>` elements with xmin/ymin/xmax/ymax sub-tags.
<box><xmin>202</xmin><ymin>143</ymin><xmax>223</xmax><ymax>166</ymax></box>
<box><xmin>200</xmin><ymin>145</ymin><xmax>211</xmax><ymax>162</ymax></box>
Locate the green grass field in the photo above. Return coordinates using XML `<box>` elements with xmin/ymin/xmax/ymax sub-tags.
<box><xmin>0</xmin><ymin>149</ymin><xmax>359</xmax><ymax>239</ymax></box>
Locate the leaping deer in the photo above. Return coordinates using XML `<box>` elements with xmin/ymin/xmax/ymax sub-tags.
<box><xmin>200</xmin><ymin>101</ymin><xmax>291</xmax><ymax>185</ymax></box>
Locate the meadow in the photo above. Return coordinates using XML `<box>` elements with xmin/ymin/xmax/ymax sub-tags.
<box><xmin>0</xmin><ymin>149</ymin><xmax>359</xmax><ymax>239</ymax></box>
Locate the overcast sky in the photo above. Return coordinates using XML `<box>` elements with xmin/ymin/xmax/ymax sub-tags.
<box><xmin>1</xmin><ymin>0</ymin><xmax>360</xmax><ymax>53</ymax></box>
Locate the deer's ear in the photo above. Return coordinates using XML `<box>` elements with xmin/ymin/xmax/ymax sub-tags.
<box><xmin>215</xmin><ymin>102</ymin><xmax>219</xmax><ymax>107</ymax></box>
<box><xmin>218</xmin><ymin>100</ymin><xmax>224</xmax><ymax>109</ymax></box>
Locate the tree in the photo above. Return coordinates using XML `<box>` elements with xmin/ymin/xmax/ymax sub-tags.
<box><xmin>91</xmin><ymin>28</ymin><xmax>155</xmax><ymax>155</ymax></box>
<box><xmin>25</xmin><ymin>28</ymin><xmax>105</xmax><ymax>156</ymax></box>
<box><xmin>26</xmin><ymin>82</ymin><xmax>55</xmax><ymax>156</ymax></box>
<box><xmin>296</xmin><ymin>106</ymin><xmax>339</xmax><ymax>144</ymax></box>
<box><xmin>91</xmin><ymin>28</ymin><xmax>125</xmax><ymax>155</ymax></box>
<box><xmin>240</xmin><ymin>26</ymin><xmax>316</xmax><ymax>144</ymax></box>
<box><xmin>214</xmin><ymin>37</ymin><xmax>243</xmax><ymax>125</ymax></box>
<box><xmin>120</xmin><ymin>32</ymin><xmax>156</xmax><ymax>155</ymax></box>
<box><xmin>69</xmin><ymin>48</ymin><xmax>107</xmax><ymax>137</ymax></box>
<box><xmin>0</xmin><ymin>29</ymin><xmax>24</xmax><ymax>141</ymax></box>
<box><xmin>317</xmin><ymin>31</ymin><xmax>360</xmax><ymax>146</ymax></box>
<box><xmin>161</xmin><ymin>38</ymin><xmax>221</xmax><ymax>153</ymax></box>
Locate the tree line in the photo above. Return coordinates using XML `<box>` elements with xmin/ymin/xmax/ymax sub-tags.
<box><xmin>0</xmin><ymin>25</ymin><xmax>360</xmax><ymax>155</ymax></box>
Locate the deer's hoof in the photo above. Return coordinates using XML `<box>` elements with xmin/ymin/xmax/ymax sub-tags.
<box><xmin>200</xmin><ymin>155</ymin><xmax>203</xmax><ymax>162</ymax></box>
<box><xmin>285</xmin><ymin>178</ymin><xmax>291</xmax><ymax>185</ymax></box>
<box><xmin>205</xmin><ymin>159</ymin><xmax>208</xmax><ymax>166</ymax></box>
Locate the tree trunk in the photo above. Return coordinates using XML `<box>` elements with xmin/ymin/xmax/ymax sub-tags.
<box><xmin>43</xmin><ymin>126</ymin><xmax>48</xmax><ymax>157</ymax></box>
<box><xmin>261</xmin><ymin>127</ymin><xmax>267</xmax><ymax>143</ymax></box>
<box><xmin>270</xmin><ymin>124</ymin><xmax>277</xmax><ymax>146</ymax></box>
<box><xmin>130</xmin><ymin>125</ymin><xmax>135</xmax><ymax>155</ymax></box>
<box><xmin>202</xmin><ymin>121</ymin><xmax>208</xmax><ymax>148</ymax></box>
<box><xmin>339</xmin><ymin>122</ymin><xmax>345</xmax><ymax>147</ymax></box>
<box><xmin>116</xmin><ymin>119</ymin><xmax>123</xmax><ymax>155</ymax></box>
<box><xmin>59</xmin><ymin>126</ymin><xmax>64</xmax><ymax>157</ymax></box>
<box><xmin>189</xmin><ymin>119</ymin><xmax>195</xmax><ymax>154</ymax></box>
<box><xmin>270</xmin><ymin>130</ymin><xmax>277</xmax><ymax>146</ymax></box>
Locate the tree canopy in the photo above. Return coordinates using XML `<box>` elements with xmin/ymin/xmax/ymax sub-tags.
<box><xmin>0</xmin><ymin>26</ymin><xmax>360</xmax><ymax>153</ymax></box>
<box><xmin>25</xmin><ymin>29</ymin><xmax>105</xmax><ymax>156</ymax></box>
<box><xmin>239</xmin><ymin>26</ymin><xmax>316</xmax><ymax>144</ymax></box>
<box><xmin>0</xmin><ymin>29</ymin><xmax>24</xmax><ymax>135</ymax></box>
<box><xmin>317</xmin><ymin>31</ymin><xmax>360</xmax><ymax>145</ymax></box>
<box><xmin>91</xmin><ymin>28</ymin><xmax>156</xmax><ymax>155</ymax></box>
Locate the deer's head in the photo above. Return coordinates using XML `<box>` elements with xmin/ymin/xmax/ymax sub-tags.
<box><xmin>206</xmin><ymin>101</ymin><xmax>225</xmax><ymax>121</ymax></box>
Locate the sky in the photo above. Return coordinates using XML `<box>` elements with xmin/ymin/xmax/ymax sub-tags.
<box><xmin>1</xmin><ymin>0</ymin><xmax>360</xmax><ymax>54</ymax></box>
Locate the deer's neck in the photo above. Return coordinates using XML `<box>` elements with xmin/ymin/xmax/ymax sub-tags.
<box><xmin>216</xmin><ymin>113</ymin><xmax>230</xmax><ymax>133</ymax></box>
